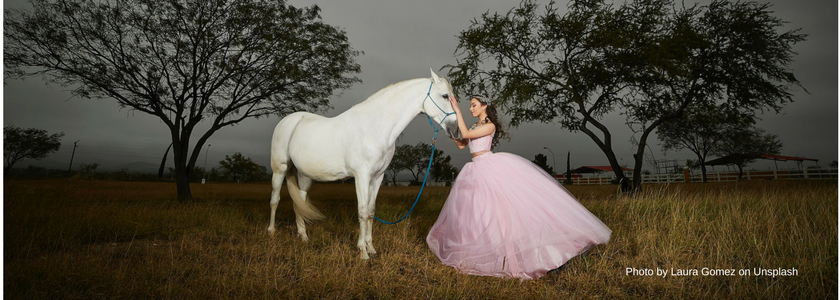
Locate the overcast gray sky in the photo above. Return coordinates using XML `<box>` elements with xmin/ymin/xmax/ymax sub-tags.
<box><xmin>3</xmin><ymin>0</ymin><xmax>837</xmax><ymax>177</ymax></box>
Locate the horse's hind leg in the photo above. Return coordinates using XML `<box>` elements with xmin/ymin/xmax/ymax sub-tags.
<box><xmin>267</xmin><ymin>166</ymin><xmax>287</xmax><ymax>235</ymax></box>
<box><xmin>295</xmin><ymin>174</ymin><xmax>314</xmax><ymax>241</ymax></box>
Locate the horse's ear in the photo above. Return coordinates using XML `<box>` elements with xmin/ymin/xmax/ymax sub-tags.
<box><xmin>430</xmin><ymin>68</ymin><xmax>441</xmax><ymax>83</ymax></box>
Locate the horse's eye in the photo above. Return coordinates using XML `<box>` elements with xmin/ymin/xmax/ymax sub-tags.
<box><xmin>442</xmin><ymin>94</ymin><xmax>449</xmax><ymax>99</ymax></box>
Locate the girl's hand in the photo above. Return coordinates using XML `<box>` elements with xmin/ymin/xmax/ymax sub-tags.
<box><xmin>454</xmin><ymin>138</ymin><xmax>467</xmax><ymax>149</ymax></box>
<box><xmin>449</xmin><ymin>96</ymin><xmax>461</xmax><ymax>113</ymax></box>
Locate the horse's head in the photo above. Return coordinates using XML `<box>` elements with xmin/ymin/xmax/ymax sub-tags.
<box><xmin>423</xmin><ymin>69</ymin><xmax>461</xmax><ymax>140</ymax></box>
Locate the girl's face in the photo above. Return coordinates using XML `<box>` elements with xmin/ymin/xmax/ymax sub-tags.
<box><xmin>469</xmin><ymin>98</ymin><xmax>487</xmax><ymax>118</ymax></box>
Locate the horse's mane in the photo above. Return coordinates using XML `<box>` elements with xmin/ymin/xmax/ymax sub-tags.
<box><xmin>348</xmin><ymin>78</ymin><xmax>427</xmax><ymax>110</ymax></box>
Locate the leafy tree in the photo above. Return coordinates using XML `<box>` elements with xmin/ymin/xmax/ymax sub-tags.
<box><xmin>446</xmin><ymin>0</ymin><xmax>805</xmax><ymax>192</ymax></box>
<box><xmin>417</xmin><ymin>146</ymin><xmax>457</xmax><ymax>184</ymax></box>
<box><xmin>430</xmin><ymin>151</ymin><xmax>458</xmax><ymax>182</ymax></box>
<box><xmin>3</xmin><ymin>125</ymin><xmax>64</xmax><ymax>172</ymax></box>
<box><xmin>402</xmin><ymin>143</ymin><xmax>430</xmax><ymax>182</ymax></box>
<box><xmin>394</xmin><ymin>142</ymin><xmax>454</xmax><ymax>183</ymax></box>
<box><xmin>76</xmin><ymin>162</ymin><xmax>99</xmax><ymax>180</ymax></box>
<box><xmin>218</xmin><ymin>152</ymin><xmax>267</xmax><ymax>183</ymax></box>
<box><xmin>712</xmin><ymin>128</ymin><xmax>783</xmax><ymax>180</ymax></box>
<box><xmin>208</xmin><ymin>167</ymin><xmax>223</xmax><ymax>182</ymax></box>
<box><xmin>531</xmin><ymin>153</ymin><xmax>555</xmax><ymax>175</ymax></box>
<box><xmin>657</xmin><ymin>103</ymin><xmax>753</xmax><ymax>182</ymax></box>
<box><xmin>386</xmin><ymin>144</ymin><xmax>412</xmax><ymax>185</ymax></box>
<box><xmin>167</xmin><ymin>165</ymin><xmax>207</xmax><ymax>182</ymax></box>
<box><xmin>107</xmin><ymin>168</ymin><xmax>132</xmax><ymax>181</ymax></box>
<box><xmin>5</xmin><ymin>0</ymin><xmax>361</xmax><ymax>201</ymax></box>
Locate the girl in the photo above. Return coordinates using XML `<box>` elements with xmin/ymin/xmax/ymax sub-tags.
<box><xmin>426</xmin><ymin>95</ymin><xmax>612</xmax><ymax>280</ymax></box>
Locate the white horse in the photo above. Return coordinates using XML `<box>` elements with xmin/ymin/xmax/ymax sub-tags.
<box><xmin>268</xmin><ymin>69</ymin><xmax>459</xmax><ymax>259</ymax></box>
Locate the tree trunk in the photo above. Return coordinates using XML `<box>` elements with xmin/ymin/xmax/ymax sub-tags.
<box><xmin>170</xmin><ymin>127</ymin><xmax>193</xmax><ymax>202</ymax></box>
<box><xmin>629</xmin><ymin>138</ymin><xmax>650</xmax><ymax>193</ymax></box>
<box><xmin>607</xmin><ymin>150</ymin><xmax>633</xmax><ymax>193</ymax></box>
<box><xmin>631</xmin><ymin>153</ymin><xmax>644</xmax><ymax>193</ymax></box>
<box><xmin>576</xmin><ymin>111</ymin><xmax>633</xmax><ymax>193</ymax></box>
<box><xmin>584</xmin><ymin>135</ymin><xmax>633</xmax><ymax>192</ymax></box>
<box><xmin>175</xmin><ymin>164</ymin><xmax>192</xmax><ymax>202</ymax></box>
<box><xmin>172</xmin><ymin>144</ymin><xmax>193</xmax><ymax>202</ymax></box>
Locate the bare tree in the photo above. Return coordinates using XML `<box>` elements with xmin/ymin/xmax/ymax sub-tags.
<box><xmin>5</xmin><ymin>0</ymin><xmax>361</xmax><ymax>201</ymax></box>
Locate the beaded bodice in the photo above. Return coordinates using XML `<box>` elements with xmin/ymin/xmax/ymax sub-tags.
<box><xmin>468</xmin><ymin>130</ymin><xmax>495</xmax><ymax>153</ymax></box>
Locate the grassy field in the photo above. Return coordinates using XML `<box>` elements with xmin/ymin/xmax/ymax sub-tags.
<box><xmin>4</xmin><ymin>179</ymin><xmax>837</xmax><ymax>299</ymax></box>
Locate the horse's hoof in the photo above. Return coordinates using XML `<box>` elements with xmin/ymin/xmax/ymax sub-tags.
<box><xmin>360</xmin><ymin>252</ymin><xmax>370</xmax><ymax>260</ymax></box>
<box><xmin>298</xmin><ymin>234</ymin><xmax>309</xmax><ymax>242</ymax></box>
<box><xmin>267</xmin><ymin>228</ymin><xmax>276</xmax><ymax>235</ymax></box>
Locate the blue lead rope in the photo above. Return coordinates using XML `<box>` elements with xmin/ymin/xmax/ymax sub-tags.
<box><xmin>374</xmin><ymin>81</ymin><xmax>454</xmax><ymax>224</ymax></box>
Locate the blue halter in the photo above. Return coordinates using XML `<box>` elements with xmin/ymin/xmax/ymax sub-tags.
<box><xmin>374</xmin><ymin>81</ymin><xmax>456</xmax><ymax>224</ymax></box>
<box><xmin>422</xmin><ymin>81</ymin><xmax>457</xmax><ymax>139</ymax></box>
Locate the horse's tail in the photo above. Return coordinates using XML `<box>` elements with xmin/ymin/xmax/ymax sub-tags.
<box><xmin>286</xmin><ymin>166</ymin><xmax>326</xmax><ymax>223</ymax></box>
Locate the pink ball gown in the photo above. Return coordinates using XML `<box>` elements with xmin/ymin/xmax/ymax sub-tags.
<box><xmin>426</xmin><ymin>131</ymin><xmax>611</xmax><ymax>280</ymax></box>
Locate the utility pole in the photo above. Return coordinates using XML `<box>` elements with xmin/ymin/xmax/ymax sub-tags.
<box><xmin>68</xmin><ymin>140</ymin><xmax>79</xmax><ymax>172</ymax></box>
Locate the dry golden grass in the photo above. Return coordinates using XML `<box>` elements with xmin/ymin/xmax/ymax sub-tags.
<box><xmin>4</xmin><ymin>179</ymin><xmax>837</xmax><ymax>299</ymax></box>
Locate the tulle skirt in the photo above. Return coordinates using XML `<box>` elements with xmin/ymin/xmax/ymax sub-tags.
<box><xmin>426</xmin><ymin>152</ymin><xmax>611</xmax><ymax>280</ymax></box>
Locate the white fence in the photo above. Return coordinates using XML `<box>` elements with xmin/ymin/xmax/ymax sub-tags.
<box><xmin>385</xmin><ymin>181</ymin><xmax>449</xmax><ymax>187</ymax></box>
<box><xmin>562</xmin><ymin>168</ymin><xmax>838</xmax><ymax>185</ymax></box>
<box><xmin>386</xmin><ymin>169</ymin><xmax>838</xmax><ymax>186</ymax></box>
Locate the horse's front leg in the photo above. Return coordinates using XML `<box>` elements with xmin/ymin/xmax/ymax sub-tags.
<box><xmin>354</xmin><ymin>175</ymin><xmax>373</xmax><ymax>259</ymax></box>
<box><xmin>363</xmin><ymin>172</ymin><xmax>385</xmax><ymax>256</ymax></box>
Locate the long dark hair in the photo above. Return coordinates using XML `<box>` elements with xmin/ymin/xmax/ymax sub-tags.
<box><xmin>471</xmin><ymin>95</ymin><xmax>510</xmax><ymax>150</ymax></box>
